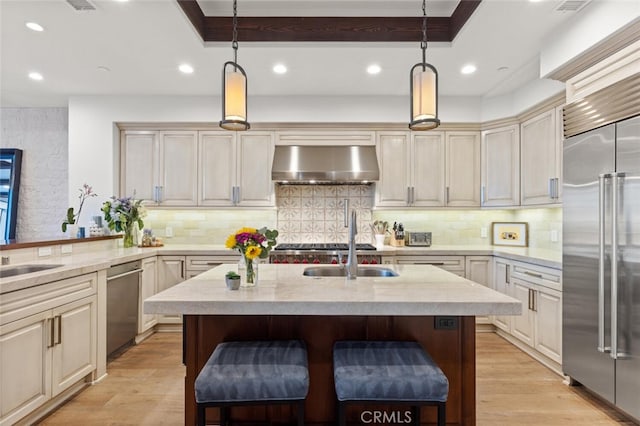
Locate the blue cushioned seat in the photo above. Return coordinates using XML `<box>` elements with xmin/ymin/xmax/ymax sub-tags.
<box><xmin>333</xmin><ymin>341</ymin><xmax>448</xmax><ymax>426</ymax></box>
<box><xmin>195</xmin><ymin>340</ymin><xmax>309</xmax><ymax>426</ymax></box>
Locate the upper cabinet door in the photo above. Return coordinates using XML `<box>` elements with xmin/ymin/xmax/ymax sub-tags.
<box><xmin>412</xmin><ymin>132</ymin><xmax>445</xmax><ymax>207</ymax></box>
<box><xmin>445</xmin><ymin>131</ymin><xmax>480</xmax><ymax>207</ymax></box>
<box><xmin>158</xmin><ymin>131</ymin><xmax>198</xmax><ymax>206</ymax></box>
<box><xmin>375</xmin><ymin>132</ymin><xmax>411</xmax><ymax>207</ymax></box>
<box><xmin>481</xmin><ymin>125</ymin><xmax>520</xmax><ymax>207</ymax></box>
<box><xmin>198</xmin><ymin>131</ymin><xmax>236</xmax><ymax>206</ymax></box>
<box><xmin>521</xmin><ymin>109</ymin><xmax>561</xmax><ymax>205</ymax></box>
<box><xmin>121</xmin><ymin>131</ymin><xmax>157</xmax><ymax>202</ymax></box>
<box><xmin>236</xmin><ymin>132</ymin><xmax>275</xmax><ymax>206</ymax></box>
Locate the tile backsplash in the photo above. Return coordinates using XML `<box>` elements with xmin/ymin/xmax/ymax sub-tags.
<box><xmin>275</xmin><ymin>185</ymin><xmax>374</xmax><ymax>243</ymax></box>
<box><xmin>143</xmin><ymin>184</ymin><xmax>561</xmax><ymax>251</ymax></box>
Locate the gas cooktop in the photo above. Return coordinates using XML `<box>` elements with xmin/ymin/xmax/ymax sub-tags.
<box><xmin>273</xmin><ymin>243</ymin><xmax>376</xmax><ymax>251</ymax></box>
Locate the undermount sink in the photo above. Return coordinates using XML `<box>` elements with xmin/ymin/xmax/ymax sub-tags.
<box><xmin>303</xmin><ymin>266</ymin><xmax>399</xmax><ymax>277</ymax></box>
<box><xmin>0</xmin><ymin>264</ymin><xmax>64</xmax><ymax>278</ymax></box>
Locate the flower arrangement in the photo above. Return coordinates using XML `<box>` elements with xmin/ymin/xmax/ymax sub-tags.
<box><xmin>225</xmin><ymin>226</ymin><xmax>278</xmax><ymax>259</ymax></box>
<box><xmin>62</xmin><ymin>183</ymin><xmax>97</xmax><ymax>233</ymax></box>
<box><xmin>225</xmin><ymin>226</ymin><xmax>278</xmax><ymax>285</ymax></box>
<box><xmin>101</xmin><ymin>195</ymin><xmax>147</xmax><ymax>248</ymax></box>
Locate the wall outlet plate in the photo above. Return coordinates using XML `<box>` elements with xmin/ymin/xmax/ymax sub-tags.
<box><xmin>38</xmin><ymin>247</ymin><xmax>52</xmax><ymax>257</ymax></box>
<box><xmin>550</xmin><ymin>229</ymin><xmax>559</xmax><ymax>242</ymax></box>
<box><xmin>165</xmin><ymin>226</ymin><xmax>173</xmax><ymax>237</ymax></box>
<box><xmin>434</xmin><ymin>316</ymin><xmax>458</xmax><ymax>330</ymax></box>
<box><xmin>480</xmin><ymin>227</ymin><xmax>488</xmax><ymax>238</ymax></box>
<box><xmin>61</xmin><ymin>244</ymin><xmax>73</xmax><ymax>254</ymax></box>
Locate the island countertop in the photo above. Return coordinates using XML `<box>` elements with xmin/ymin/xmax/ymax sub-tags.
<box><xmin>144</xmin><ymin>263</ymin><xmax>521</xmax><ymax>317</ymax></box>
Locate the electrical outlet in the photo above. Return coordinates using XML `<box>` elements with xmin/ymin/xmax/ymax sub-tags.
<box><xmin>38</xmin><ymin>247</ymin><xmax>52</xmax><ymax>257</ymax></box>
<box><xmin>165</xmin><ymin>226</ymin><xmax>173</xmax><ymax>237</ymax></box>
<box><xmin>61</xmin><ymin>244</ymin><xmax>73</xmax><ymax>254</ymax></box>
<box><xmin>434</xmin><ymin>316</ymin><xmax>458</xmax><ymax>330</ymax></box>
<box><xmin>550</xmin><ymin>229</ymin><xmax>559</xmax><ymax>242</ymax></box>
<box><xmin>480</xmin><ymin>227</ymin><xmax>488</xmax><ymax>238</ymax></box>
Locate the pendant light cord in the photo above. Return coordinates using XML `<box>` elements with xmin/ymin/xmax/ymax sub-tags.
<box><xmin>232</xmin><ymin>0</ymin><xmax>239</xmax><ymax>67</ymax></box>
<box><xmin>421</xmin><ymin>0</ymin><xmax>427</xmax><ymax>70</ymax></box>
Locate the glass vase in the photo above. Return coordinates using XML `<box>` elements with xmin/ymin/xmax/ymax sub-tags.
<box><xmin>239</xmin><ymin>254</ymin><xmax>258</xmax><ymax>287</ymax></box>
<box><xmin>122</xmin><ymin>226</ymin><xmax>135</xmax><ymax>248</ymax></box>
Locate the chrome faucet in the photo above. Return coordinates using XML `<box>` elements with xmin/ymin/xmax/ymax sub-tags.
<box><xmin>346</xmin><ymin>209</ymin><xmax>358</xmax><ymax>280</ymax></box>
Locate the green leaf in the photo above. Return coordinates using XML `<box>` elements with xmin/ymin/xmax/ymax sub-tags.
<box><xmin>66</xmin><ymin>207</ymin><xmax>76</xmax><ymax>224</ymax></box>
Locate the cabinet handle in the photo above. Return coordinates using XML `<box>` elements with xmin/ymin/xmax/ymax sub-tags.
<box><xmin>407</xmin><ymin>187</ymin><xmax>412</xmax><ymax>205</ymax></box>
<box><xmin>445</xmin><ymin>187</ymin><xmax>450</xmax><ymax>204</ymax></box>
<box><xmin>528</xmin><ymin>289</ymin><xmax>533</xmax><ymax>311</ymax></box>
<box><xmin>554</xmin><ymin>178</ymin><xmax>560</xmax><ymax>199</ymax></box>
<box><xmin>532</xmin><ymin>290</ymin><xmax>537</xmax><ymax>312</ymax></box>
<box><xmin>414</xmin><ymin>262</ymin><xmax>445</xmax><ymax>266</ymax></box>
<box><xmin>48</xmin><ymin>318</ymin><xmax>55</xmax><ymax>348</ymax></box>
<box><xmin>524</xmin><ymin>271</ymin><xmax>543</xmax><ymax>279</ymax></box>
<box><xmin>56</xmin><ymin>315</ymin><xmax>62</xmax><ymax>345</ymax></box>
<box><xmin>236</xmin><ymin>186</ymin><xmax>240</xmax><ymax>204</ymax></box>
<box><xmin>548</xmin><ymin>178</ymin><xmax>554</xmax><ymax>199</ymax></box>
<box><xmin>505</xmin><ymin>264</ymin><xmax>510</xmax><ymax>284</ymax></box>
<box><xmin>154</xmin><ymin>186</ymin><xmax>163</xmax><ymax>203</ymax></box>
<box><xmin>481</xmin><ymin>186</ymin><xmax>485</xmax><ymax>205</ymax></box>
<box><xmin>411</xmin><ymin>187</ymin><xmax>415</xmax><ymax>204</ymax></box>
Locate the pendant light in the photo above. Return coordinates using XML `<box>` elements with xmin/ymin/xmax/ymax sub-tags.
<box><xmin>409</xmin><ymin>0</ymin><xmax>440</xmax><ymax>131</ymax></box>
<box><xmin>220</xmin><ymin>0</ymin><xmax>250</xmax><ymax>131</ymax></box>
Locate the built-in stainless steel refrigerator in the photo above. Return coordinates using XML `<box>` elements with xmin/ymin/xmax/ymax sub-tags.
<box><xmin>563</xmin><ymin>112</ymin><xmax>640</xmax><ymax>423</ymax></box>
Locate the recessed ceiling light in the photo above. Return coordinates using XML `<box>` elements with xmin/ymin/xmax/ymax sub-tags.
<box><xmin>273</xmin><ymin>64</ymin><xmax>287</xmax><ymax>74</ymax></box>
<box><xmin>28</xmin><ymin>72</ymin><xmax>43</xmax><ymax>81</ymax></box>
<box><xmin>367</xmin><ymin>64</ymin><xmax>382</xmax><ymax>75</ymax></box>
<box><xmin>179</xmin><ymin>64</ymin><xmax>194</xmax><ymax>74</ymax></box>
<box><xmin>461</xmin><ymin>64</ymin><xmax>477</xmax><ymax>75</ymax></box>
<box><xmin>25</xmin><ymin>22</ymin><xmax>44</xmax><ymax>32</ymax></box>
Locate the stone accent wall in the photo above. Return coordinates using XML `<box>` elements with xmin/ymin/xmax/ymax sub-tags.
<box><xmin>1</xmin><ymin>108</ymin><xmax>68</xmax><ymax>240</ymax></box>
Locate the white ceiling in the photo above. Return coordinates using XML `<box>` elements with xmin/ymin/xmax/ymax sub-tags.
<box><xmin>0</xmin><ymin>0</ymin><xmax>595</xmax><ymax>107</ymax></box>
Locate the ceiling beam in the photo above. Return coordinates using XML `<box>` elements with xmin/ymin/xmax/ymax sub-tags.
<box><xmin>177</xmin><ymin>0</ymin><xmax>482</xmax><ymax>43</ymax></box>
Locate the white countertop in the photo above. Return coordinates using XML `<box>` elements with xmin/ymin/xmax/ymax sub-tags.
<box><xmin>0</xmin><ymin>243</ymin><xmax>560</xmax><ymax>295</ymax></box>
<box><xmin>143</xmin><ymin>264</ymin><xmax>522</xmax><ymax>317</ymax></box>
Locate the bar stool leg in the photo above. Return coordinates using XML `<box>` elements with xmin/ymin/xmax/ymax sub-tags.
<box><xmin>197</xmin><ymin>404</ymin><xmax>205</xmax><ymax>426</ymax></box>
<box><xmin>411</xmin><ymin>406</ymin><xmax>420</xmax><ymax>426</ymax></box>
<box><xmin>337</xmin><ymin>401</ymin><xmax>346</xmax><ymax>426</ymax></box>
<box><xmin>437</xmin><ymin>402</ymin><xmax>446</xmax><ymax>426</ymax></box>
<box><xmin>220</xmin><ymin>406</ymin><xmax>229</xmax><ymax>426</ymax></box>
<box><xmin>297</xmin><ymin>400</ymin><xmax>305</xmax><ymax>426</ymax></box>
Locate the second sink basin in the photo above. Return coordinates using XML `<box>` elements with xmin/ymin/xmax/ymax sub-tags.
<box><xmin>0</xmin><ymin>264</ymin><xmax>64</xmax><ymax>278</ymax></box>
<box><xmin>303</xmin><ymin>266</ymin><xmax>398</xmax><ymax>277</ymax></box>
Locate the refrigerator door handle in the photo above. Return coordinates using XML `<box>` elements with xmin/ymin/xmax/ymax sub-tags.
<box><xmin>598</xmin><ymin>173</ymin><xmax>609</xmax><ymax>353</ymax></box>
<box><xmin>611</xmin><ymin>172</ymin><xmax>624</xmax><ymax>360</ymax></box>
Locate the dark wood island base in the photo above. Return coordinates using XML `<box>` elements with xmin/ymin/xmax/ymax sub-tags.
<box><xmin>184</xmin><ymin>315</ymin><xmax>476</xmax><ymax>426</ymax></box>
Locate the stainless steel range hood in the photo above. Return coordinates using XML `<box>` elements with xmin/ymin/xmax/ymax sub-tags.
<box><xmin>271</xmin><ymin>145</ymin><xmax>379</xmax><ymax>183</ymax></box>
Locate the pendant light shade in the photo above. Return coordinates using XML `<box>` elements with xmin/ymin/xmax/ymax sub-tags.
<box><xmin>410</xmin><ymin>62</ymin><xmax>439</xmax><ymax>131</ymax></box>
<box><xmin>221</xmin><ymin>62</ymin><xmax>249</xmax><ymax>130</ymax></box>
<box><xmin>220</xmin><ymin>0</ymin><xmax>250</xmax><ymax>131</ymax></box>
<box><xmin>409</xmin><ymin>0</ymin><xmax>440</xmax><ymax>131</ymax></box>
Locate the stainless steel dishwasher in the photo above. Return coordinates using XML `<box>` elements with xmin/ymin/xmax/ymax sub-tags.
<box><xmin>107</xmin><ymin>260</ymin><xmax>142</xmax><ymax>357</ymax></box>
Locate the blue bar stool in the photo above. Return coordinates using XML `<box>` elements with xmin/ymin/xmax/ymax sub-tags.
<box><xmin>333</xmin><ymin>341</ymin><xmax>448</xmax><ymax>426</ymax></box>
<box><xmin>195</xmin><ymin>340</ymin><xmax>309</xmax><ymax>426</ymax></box>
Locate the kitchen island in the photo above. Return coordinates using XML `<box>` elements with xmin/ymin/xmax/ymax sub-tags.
<box><xmin>144</xmin><ymin>263</ymin><xmax>521</xmax><ymax>426</ymax></box>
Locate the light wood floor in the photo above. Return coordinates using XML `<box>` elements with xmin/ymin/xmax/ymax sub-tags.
<box><xmin>38</xmin><ymin>332</ymin><xmax>636</xmax><ymax>425</ymax></box>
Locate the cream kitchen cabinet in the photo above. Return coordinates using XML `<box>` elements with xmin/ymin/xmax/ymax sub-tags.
<box><xmin>394</xmin><ymin>255</ymin><xmax>465</xmax><ymax>277</ymax></box>
<box><xmin>186</xmin><ymin>255</ymin><xmax>239</xmax><ymax>279</ymax></box>
<box><xmin>492</xmin><ymin>258</ymin><xmax>512</xmax><ymax>333</ymax></box>
<box><xmin>120</xmin><ymin>130</ymin><xmax>198</xmax><ymax>206</ymax></box>
<box><xmin>465</xmin><ymin>256</ymin><xmax>493</xmax><ymax>325</ymax></box>
<box><xmin>481</xmin><ymin>125</ymin><xmax>520</xmax><ymax>206</ymax></box>
<box><xmin>445</xmin><ymin>131</ymin><xmax>481</xmax><ymax>207</ymax></box>
<box><xmin>0</xmin><ymin>273</ymin><xmax>97</xmax><ymax>426</ymax></box>
<box><xmin>157</xmin><ymin>256</ymin><xmax>186</xmax><ymax>324</ymax></box>
<box><xmin>375</xmin><ymin>131</ymin><xmax>479</xmax><ymax>207</ymax></box>
<box><xmin>138</xmin><ymin>256</ymin><xmax>157</xmax><ymax>335</ymax></box>
<box><xmin>375</xmin><ymin>131</ymin><xmax>446</xmax><ymax>207</ymax></box>
<box><xmin>198</xmin><ymin>131</ymin><xmax>275</xmax><ymax>207</ymax></box>
<box><xmin>493</xmin><ymin>258</ymin><xmax>563</xmax><ymax>369</ymax></box>
<box><xmin>520</xmin><ymin>108</ymin><xmax>562</xmax><ymax>205</ymax></box>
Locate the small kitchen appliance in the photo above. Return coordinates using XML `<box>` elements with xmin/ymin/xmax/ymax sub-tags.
<box><xmin>406</xmin><ymin>232</ymin><xmax>432</xmax><ymax>247</ymax></box>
